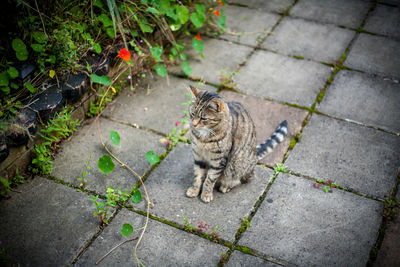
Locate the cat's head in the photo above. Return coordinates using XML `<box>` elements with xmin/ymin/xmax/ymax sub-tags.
<box><xmin>188</xmin><ymin>85</ymin><xmax>229</xmax><ymax>138</ymax></box>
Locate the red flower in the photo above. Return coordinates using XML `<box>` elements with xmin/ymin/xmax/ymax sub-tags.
<box><xmin>213</xmin><ymin>9</ymin><xmax>221</xmax><ymax>17</ymax></box>
<box><xmin>175</xmin><ymin>121</ymin><xmax>181</xmax><ymax>126</ymax></box>
<box><xmin>218</xmin><ymin>0</ymin><xmax>224</xmax><ymax>6</ymax></box>
<box><xmin>195</xmin><ymin>32</ymin><xmax>202</xmax><ymax>41</ymax></box>
<box><xmin>118</xmin><ymin>48</ymin><xmax>131</xmax><ymax>61</ymax></box>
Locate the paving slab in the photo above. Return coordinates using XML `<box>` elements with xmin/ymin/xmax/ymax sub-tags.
<box><xmin>0</xmin><ymin>177</ymin><xmax>99</xmax><ymax>266</ymax></box>
<box><xmin>262</xmin><ymin>16</ymin><xmax>354</xmax><ymax>63</ymax></box>
<box><xmin>317</xmin><ymin>70</ymin><xmax>400</xmax><ymax>134</ymax></box>
<box><xmin>239</xmin><ymin>173</ymin><xmax>383</xmax><ymax>266</ymax></box>
<box><xmin>226</xmin><ymin>250</ymin><xmax>280</xmax><ymax>267</ymax></box>
<box><xmin>220</xmin><ymin>5</ymin><xmax>280</xmax><ymax>47</ymax></box>
<box><xmin>346</xmin><ymin>33</ymin><xmax>400</xmax><ymax>78</ymax></box>
<box><xmin>290</xmin><ymin>0</ymin><xmax>371</xmax><ymax>28</ymax></box>
<box><xmin>104</xmin><ymin>74</ymin><xmax>216</xmax><ymax>134</ymax></box>
<box><xmin>75</xmin><ymin>208</ymin><xmax>227</xmax><ymax>266</ymax></box>
<box><xmin>375</xmin><ymin>214</ymin><xmax>400</xmax><ymax>266</ymax></box>
<box><xmin>285</xmin><ymin>114</ymin><xmax>400</xmax><ymax>198</ymax></box>
<box><xmin>170</xmin><ymin>37</ymin><xmax>252</xmax><ymax>85</ymax></box>
<box><xmin>220</xmin><ymin>90</ymin><xmax>309</xmax><ymax>166</ymax></box>
<box><xmin>364</xmin><ymin>4</ymin><xmax>400</xmax><ymax>40</ymax></box>
<box><xmin>135</xmin><ymin>144</ymin><xmax>274</xmax><ymax>242</ymax></box>
<box><xmin>234</xmin><ymin>50</ymin><xmax>331</xmax><ymax>107</ymax></box>
<box><xmin>227</xmin><ymin>0</ymin><xmax>295</xmax><ymax>14</ymax></box>
<box><xmin>52</xmin><ymin>118</ymin><xmax>165</xmax><ymax>194</ymax></box>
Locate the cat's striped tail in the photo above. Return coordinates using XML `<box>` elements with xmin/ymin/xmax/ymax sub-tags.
<box><xmin>256</xmin><ymin>120</ymin><xmax>288</xmax><ymax>160</ymax></box>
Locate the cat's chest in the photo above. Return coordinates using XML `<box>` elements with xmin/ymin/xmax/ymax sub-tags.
<box><xmin>192</xmin><ymin>140</ymin><xmax>226</xmax><ymax>164</ymax></box>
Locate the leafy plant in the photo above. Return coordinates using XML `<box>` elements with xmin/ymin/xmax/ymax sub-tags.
<box><xmin>273</xmin><ymin>163</ymin><xmax>291</xmax><ymax>175</ymax></box>
<box><xmin>77</xmin><ymin>153</ymin><xmax>91</xmax><ymax>190</ymax></box>
<box><xmin>183</xmin><ymin>216</ymin><xmax>195</xmax><ymax>232</ymax></box>
<box><xmin>383</xmin><ymin>197</ymin><xmax>400</xmax><ymax>221</ymax></box>
<box><xmin>38</xmin><ymin>108</ymin><xmax>79</xmax><ymax>146</ymax></box>
<box><xmin>12</xmin><ymin>168</ymin><xmax>25</xmax><ymax>184</ymax></box>
<box><xmin>30</xmin><ymin>108</ymin><xmax>79</xmax><ymax>175</ymax></box>
<box><xmin>241</xmin><ymin>217</ymin><xmax>250</xmax><ymax>230</ymax></box>
<box><xmin>0</xmin><ymin>177</ymin><xmax>11</xmax><ymax>197</ymax></box>
<box><xmin>29</xmin><ymin>142</ymin><xmax>53</xmax><ymax>175</ymax></box>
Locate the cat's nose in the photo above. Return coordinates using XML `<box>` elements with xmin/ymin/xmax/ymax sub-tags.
<box><xmin>192</xmin><ymin>119</ymin><xmax>200</xmax><ymax>126</ymax></box>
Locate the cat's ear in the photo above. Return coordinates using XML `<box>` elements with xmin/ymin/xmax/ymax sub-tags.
<box><xmin>189</xmin><ymin>85</ymin><xmax>201</xmax><ymax>98</ymax></box>
<box><xmin>210</xmin><ymin>99</ymin><xmax>225</xmax><ymax>112</ymax></box>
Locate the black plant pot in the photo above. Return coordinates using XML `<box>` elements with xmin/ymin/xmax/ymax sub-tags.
<box><xmin>61</xmin><ymin>72</ymin><xmax>88</xmax><ymax>103</ymax></box>
<box><xmin>29</xmin><ymin>85</ymin><xmax>64</xmax><ymax>121</ymax></box>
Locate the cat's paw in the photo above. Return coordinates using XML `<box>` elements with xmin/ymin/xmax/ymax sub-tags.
<box><xmin>219</xmin><ymin>185</ymin><xmax>231</xmax><ymax>193</ymax></box>
<box><xmin>200</xmin><ymin>191</ymin><xmax>213</xmax><ymax>203</ymax></box>
<box><xmin>186</xmin><ymin>186</ymin><xmax>200</xmax><ymax>198</ymax></box>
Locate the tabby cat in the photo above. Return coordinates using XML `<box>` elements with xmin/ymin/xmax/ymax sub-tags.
<box><xmin>186</xmin><ymin>86</ymin><xmax>288</xmax><ymax>203</ymax></box>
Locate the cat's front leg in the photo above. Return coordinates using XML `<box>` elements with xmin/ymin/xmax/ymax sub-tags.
<box><xmin>186</xmin><ymin>160</ymin><xmax>207</xmax><ymax>198</ymax></box>
<box><xmin>200</xmin><ymin>166</ymin><xmax>224</xmax><ymax>203</ymax></box>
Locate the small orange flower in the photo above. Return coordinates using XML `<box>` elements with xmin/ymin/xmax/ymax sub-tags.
<box><xmin>213</xmin><ymin>8</ymin><xmax>221</xmax><ymax>17</ymax></box>
<box><xmin>195</xmin><ymin>32</ymin><xmax>202</xmax><ymax>41</ymax></box>
<box><xmin>218</xmin><ymin>0</ymin><xmax>224</xmax><ymax>6</ymax></box>
<box><xmin>118</xmin><ymin>48</ymin><xmax>131</xmax><ymax>61</ymax></box>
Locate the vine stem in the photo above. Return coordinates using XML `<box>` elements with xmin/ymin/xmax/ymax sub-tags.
<box><xmin>96</xmin><ymin>237</ymin><xmax>138</xmax><ymax>264</ymax></box>
<box><xmin>95</xmin><ymin>63</ymin><xmax>151</xmax><ymax>266</ymax></box>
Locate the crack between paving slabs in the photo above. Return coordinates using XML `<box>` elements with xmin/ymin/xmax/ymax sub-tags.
<box><xmin>367</xmin><ymin>172</ymin><xmax>400</xmax><ymax>266</ymax></box>
<box><xmin>218</xmin><ymin>165</ymin><xmax>291</xmax><ymax>266</ymax></box>
<box><xmin>123</xmin><ymin>205</ymin><xmax>234</xmax><ymax>248</ymax></box>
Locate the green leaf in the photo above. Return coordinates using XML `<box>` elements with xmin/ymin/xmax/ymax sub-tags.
<box><xmin>190</xmin><ymin>13</ymin><xmax>204</xmax><ymax>28</ymax></box>
<box><xmin>192</xmin><ymin>38</ymin><xmax>203</xmax><ymax>53</ymax></box>
<box><xmin>105</xmin><ymin>27</ymin><xmax>116</xmax><ymax>38</ymax></box>
<box><xmin>0</xmin><ymin>71</ymin><xmax>9</xmax><ymax>87</ymax></box>
<box><xmin>131</xmin><ymin>189</ymin><xmax>142</xmax><ymax>203</ymax></box>
<box><xmin>217</xmin><ymin>10</ymin><xmax>226</xmax><ymax>30</ymax></box>
<box><xmin>154</xmin><ymin>64</ymin><xmax>167</xmax><ymax>77</ymax></box>
<box><xmin>170</xmin><ymin>23</ymin><xmax>182</xmax><ymax>31</ymax></box>
<box><xmin>1</xmin><ymin>87</ymin><xmax>10</xmax><ymax>95</ymax></box>
<box><xmin>158</xmin><ymin>0</ymin><xmax>171</xmax><ymax>14</ymax></box>
<box><xmin>98</xmin><ymin>14</ymin><xmax>113</xmax><ymax>28</ymax></box>
<box><xmin>145</xmin><ymin>151</ymin><xmax>160</xmax><ymax>166</ymax></box>
<box><xmin>90</xmin><ymin>74</ymin><xmax>112</xmax><ymax>86</ymax></box>
<box><xmin>10</xmin><ymin>82</ymin><xmax>19</xmax><ymax>89</ymax></box>
<box><xmin>47</xmin><ymin>55</ymin><xmax>56</xmax><ymax>64</ymax></box>
<box><xmin>176</xmin><ymin>5</ymin><xmax>189</xmax><ymax>24</ymax></box>
<box><xmin>92</xmin><ymin>42</ymin><xmax>102</xmax><ymax>54</ymax></box>
<box><xmin>176</xmin><ymin>43</ymin><xmax>184</xmax><ymax>52</ymax></box>
<box><xmin>12</xmin><ymin>38</ymin><xmax>27</xmax><ymax>52</ymax></box>
<box><xmin>93</xmin><ymin>0</ymin><xmax>103</xmax><ymax>8</ymax></box>
<box><xmin>121</xmin><ymin>223</ymin><xmax>133</xmax><ymax>237</ymax></box>
<box><xmin>150</xmin><ymin>46</ymin><xmax>163</xmax><ymax>62</ymax></box>
<box><xmin>98</xmin><ymin>155</ymin><xmax>115</xmax><ymax>174</ymax></box>
<box><xmin>110</xmin><ymin>130</ymin><xmax>120</xmax><ymax>146</ymax></box>
<box><xmin>25</xmin><ymin>82</ymin><xmax>36</xmax><ymax>93</ymax></box>
<box><xmin>182</xmin><ymin>62</ymin><xmax>192</xmax><ymax>76</ymax></box>
<box><xmin>323</xmin><ymin>186</ymin><xmax>330</xmax><ymax>193</ymax></box>
<box><xmin>195</xmin><ymin>4</ymin><xmax>206</xmax><ymax>19</ymax></box>
<box><xmin>15</xmin><ymin>50</ymin><xmax>28</xmax><ymax>61</ymax></box>
<box><xmin>139</xmin><ymin>22</ymin><xmax>154</xmax><ymax>33</ymax></box>
<box><xmin>171</xmin><ymin>48</ymin><xmax>178</xmax><ymax>56</ymax></box>
<box><xmin>31</xmin><ymin>44</ymin><xmax>46</xmax><ymax>52</ymax></box>
<box><xmin>145</xmin><ymin>7</ymin><xmax>160</xmax><ymax>15</ymax></box>
<box><xmin>7</xmin><ymin>67</ymin><xmax>19</xmax><ymax>79</ymax></box>
<box><xmin>179</xmin><ymin>53</ymin><xmax>187</xmax><ymax>61</ymax></box>
<box><xmin>32</xmin><ymin>31</ymin><xmax>47</xmax><ymax>43</ymax></box>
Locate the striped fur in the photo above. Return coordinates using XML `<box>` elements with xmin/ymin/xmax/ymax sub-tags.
<box><xmin>256</xmin><ymin>120</ymin><xmax>288</xmax><ymax>160</ymax></box>
<box><xmin>186</xmin><ymin>86</ymin><xmax>287</xmax><ymax>203</ymax></box>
